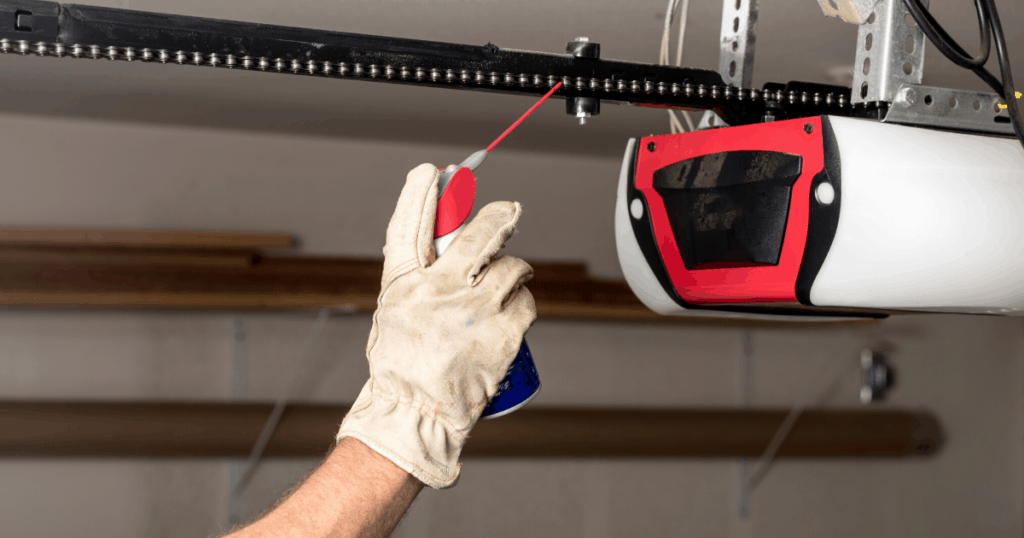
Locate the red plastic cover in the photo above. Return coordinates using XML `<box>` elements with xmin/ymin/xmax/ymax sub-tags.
<box><xmin>634</xmin><ymin>117</ymin><xmax>823</xmax><ymax>304</ymax></box>
<box><xmin>434</xmin><ymin>167</ymin><xmax>477</xmax><ymax>238</ymax></box>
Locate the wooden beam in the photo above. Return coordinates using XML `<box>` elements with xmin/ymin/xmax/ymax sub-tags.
<box><xmin>0</xmin><ymin>246</ymin><xmax>257</xmax><ymax>268</ymax></box>
<box><xmin>0</xmin><ymin>228</ymin><xmax>294</xmax><ymax>249</ymax></box>
<box><xmin>0</xmin><ymin>249</ymin><xmax>879</xmax><ymax>326</ymax></box>
<box><xmin>0</xmin><ymin>402</ymin><xmax>941</xmax><ymax>458</ymax></box>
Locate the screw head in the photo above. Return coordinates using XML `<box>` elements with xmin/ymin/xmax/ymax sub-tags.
<box><xmin>899</xmin><ymin>87</ymin><xmax>918</xmax><ymax>106</ymax></box>
<box><xmin>646</xmin><ymin>142</ymin><xmax>656</xmax><ymax>152</ymax></box>
<box><xmin>803</xmin><ymin>123</ymin><xmax>813</xmax><ymax>134</ymax></box>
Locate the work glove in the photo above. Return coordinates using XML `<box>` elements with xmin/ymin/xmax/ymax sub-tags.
<box><xmin>336</xmin><ymin>163</ymin><xmax>537</xmax><ymax>489</ymax></box>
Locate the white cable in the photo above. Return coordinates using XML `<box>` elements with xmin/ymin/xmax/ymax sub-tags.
<box><xmin>660</xmin><ymin>0</ymin><xmax>679</xmax><ymax>133</ymax></box>
<box><xmin>669</xmin><ymin>111</ymin><xmax>686</xmax><ymax>134</ymax></box>
<box><xmin>675</xmin><ymin>0</ymin><xmax>696</xmax><ymax>132</ymax></box>
<box><xmin>231</xmin><ymin>308</ymin><xmax>333</xmax><ymax>498</ymax></box>
<box><xmin>660</xmin><ymin>0</ymin><xmax>678</xmax><ymax>66</ymax></box>
<box><xmin>674</xmin><ymin>0</ymin><xmax>690</xmax><ymax>67</ymax></box>
<box><xmin>660</xmin><ymin>0</ymin><xmax>696</xmax><ymax>133</ymax></box>
<box><xmin>741</xmin><ymin>337</ymin><xmax>861</xmax><ymax>494</ymax></box>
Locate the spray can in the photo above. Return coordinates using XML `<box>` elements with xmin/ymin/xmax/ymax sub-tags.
<box><xmin>434</xmin><ymin>162</ymin><xmax>541</xmax><ymax>420</ymax></box>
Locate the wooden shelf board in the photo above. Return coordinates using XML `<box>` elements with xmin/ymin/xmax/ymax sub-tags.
<box><xmin>0</xmin><ymin>240</ymin><xmax>881</xmax><ymax>325</ymax></box>
<box><xmin>0</xmin><ymin>228</ymin><xmax>294</xmax><ymax>249</ymax></box>
<box><xmin>0</xmin><ymin>402</ymin><xmax>941</xmax><ymax>458</ymax></box>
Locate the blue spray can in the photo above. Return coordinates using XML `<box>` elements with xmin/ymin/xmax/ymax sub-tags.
<box><xmin>434</xmin><ymin>158</ymin><xmax>541</xmax><ymax>419</ymax></box>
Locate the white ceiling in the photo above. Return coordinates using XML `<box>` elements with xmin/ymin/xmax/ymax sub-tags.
<box><xmin>0</xmin><ymin>0</ymin><xmax>1019</xmax><ymax>155</ymax></box>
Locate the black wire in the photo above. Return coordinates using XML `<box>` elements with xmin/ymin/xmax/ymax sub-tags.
<box><xmin>904</xmin><ymin>0</ymin><xmax>989</xmax><ymax>69</ymax></box>
<box><xmin>902</xmin><ymin>0</ymin><xmax>1023</xmax><ymax>152</ymax></box>
<box><xmin>980</xmin><ymin>0</ymin><xmax>1024</xmax><ymax>150</ymax></box>
<box><xmin>902</xmin><ymin>0</ymin><xmax>1004</xmax><ymax>97</ymax></box>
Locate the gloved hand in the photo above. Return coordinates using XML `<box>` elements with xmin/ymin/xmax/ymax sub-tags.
<box><xmin>336</xmin><ymin>163</ymin><xmax>537</xmax><ymax>489</ymax></box>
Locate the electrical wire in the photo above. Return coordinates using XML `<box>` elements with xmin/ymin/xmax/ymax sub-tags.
<box><xmin>232</xmin><ymin>308</ymin><xmax>333</xmax><ymax>498</ymax></box>
<box><xmin>741</xmin><ymin>338</ymin><xmax>861</xmax><ymax>496</ymax></box>
<box><xmin>674</xmin><ymin>0</ymin><xmax>696</xmax><ymax>131</ymax></box>
<box><xmin>660</xmin><ymin>0</ymin><xmax>694</xmax><ymax>133</ymax></box>
<box><xmin>980</xmin><ymin>0</ymin><xmax>1024</xmax><ymax>151</ymax></box>
<box><xmin>905</xmin><ymin>0</ymin><xmax>990</xmax><ymax>69</ymax></box>
<box><xmin>902</xmin><ymin>0</ymin><xmax>1002</xmax><ymax>96</ymax></box>
<box><xmin>902</xmin><ymin>0</ymin><xmax>1023</xmax><ymax>151</ymax></box>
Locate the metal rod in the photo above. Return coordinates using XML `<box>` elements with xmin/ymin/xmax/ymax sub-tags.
<box><xmin>0</xmin><ymin>0</ymin><xmax>851</xmax><ymax>126</ymax></box>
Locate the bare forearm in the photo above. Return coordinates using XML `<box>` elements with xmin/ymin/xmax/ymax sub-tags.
<box><xmin>228</xmin><ymin>437</ymin><xmax>423</xmax><ymax>538</ymax></box>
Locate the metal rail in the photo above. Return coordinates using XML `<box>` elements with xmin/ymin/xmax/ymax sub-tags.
<box><xmin>0</xmin><ymin>0</ymin><xmax>854</xmax><ymax>126</ymax></box>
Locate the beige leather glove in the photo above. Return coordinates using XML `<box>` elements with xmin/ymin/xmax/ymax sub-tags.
<box><xmin>336</xmin><ymin>163</ymin><xmax>537</xmax><ymax>489</ymax></box>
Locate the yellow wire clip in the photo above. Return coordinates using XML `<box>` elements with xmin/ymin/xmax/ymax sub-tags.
<box><xmin>997</xmin><ymin>91</ymin><xmax>1022</xmax><ymax>109</ymax></box>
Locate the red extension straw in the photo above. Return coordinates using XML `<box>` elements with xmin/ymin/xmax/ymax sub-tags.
<box><xmin>485</xmin><ymin>82</ymin><xmax>563</xmax><ymax>153</ymax></box>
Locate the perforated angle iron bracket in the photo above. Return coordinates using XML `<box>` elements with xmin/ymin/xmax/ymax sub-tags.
<box><xmin>850</xmin><ymin>0</ymin><xmax>927</xmax><ymax>105</ymax></box>
<box><xmin>884</xmin><ymin>84</ymin><xmax>1015</xmax><ymax>135</ymax></box>
<box><xmin>719</xmin><ymin>0</ymin><xmax>758</xmax><ymax>90</ymax></box>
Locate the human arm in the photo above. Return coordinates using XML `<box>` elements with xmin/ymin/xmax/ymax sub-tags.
<box><xmin>226</xmin><ymin>437</ymin><xmax>423</xmax><ymax>538</ymax></box>
<box><xmin>225</xmin><ymin>162</ymin><xmax>535</xmax><ymax>535</ymax></box>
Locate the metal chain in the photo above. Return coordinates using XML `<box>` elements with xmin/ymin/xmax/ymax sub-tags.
<box><xmin>0</xmin><ymin>39</ymin><xmax>852</xmax><ymax>110</ymax></box>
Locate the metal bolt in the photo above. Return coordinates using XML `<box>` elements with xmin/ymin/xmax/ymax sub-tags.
<box><xmin>899</xmin><ymin>86</ymin><xmax>918</xmax><ymax>106</ymax></box>
<box><xmin>803</xmin><ymin>123</ymin><xmax>813</xmax><ymax>134</ymax></box>
<box><xmin>577</xmin><ymin>111</ymin><xmax>589</xmax><ymax>125</ymax></box>
<box><xmin>575</xmin><ymin>37</ymin><xmax>589</xmax><ymax>43</ymax></box>
<box><xmin>647</xmin><ymin>142</ymin><xmax>656</xmax><ymax>152</ymax></box>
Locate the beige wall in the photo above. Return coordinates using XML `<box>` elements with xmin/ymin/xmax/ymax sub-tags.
<box><xmin>0</xmin><ymin>114</ymin><xmax>1020</xmax><ymax>537</ymax></box>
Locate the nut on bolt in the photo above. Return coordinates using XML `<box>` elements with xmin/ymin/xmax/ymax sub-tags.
<box><xmin>567</xmin><ymin>97</ymin><xmax>600</xmax><ymax>125</ymax></box>
<box><xmin>566</xmin><ymin>37</ymin><xmax>600</xmax><ymax>59</ymax></box>
<box><xmin>860</xmin><ymin>349</ymin><xmax>895</xmax><ymax>404</ymax></box>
